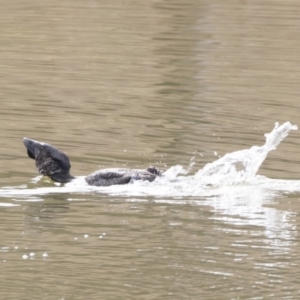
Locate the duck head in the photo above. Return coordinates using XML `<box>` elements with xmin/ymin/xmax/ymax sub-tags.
<box><xmin>23</xmin><ymin>138</ymin><xmax>75</xmax><ymax>183</ymax></box>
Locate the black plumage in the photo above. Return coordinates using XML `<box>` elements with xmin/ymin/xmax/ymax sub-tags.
<box><xmin>23</xmin><ymin>138</ymin><xmax>161</xmax><ymax>186</ymax></box>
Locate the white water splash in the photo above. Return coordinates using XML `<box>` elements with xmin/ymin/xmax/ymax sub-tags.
<box><xmin>195</xmin><ymin>122</ymin><xmax>298</xmax><ymax>185</ymax></box>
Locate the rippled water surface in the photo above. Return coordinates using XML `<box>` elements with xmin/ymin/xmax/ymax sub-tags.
<box><xmin>1</xmin><ymin>0</ymin><xmax>300</xmax><ymax>299</ymax></box>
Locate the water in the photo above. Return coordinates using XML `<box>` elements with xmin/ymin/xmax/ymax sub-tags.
<box><xmin>1</xmin><ymin>0</ymin><xmax>300</xmax><ymax>299</ymax></box>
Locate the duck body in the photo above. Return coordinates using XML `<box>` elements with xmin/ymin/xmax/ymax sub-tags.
<box><xmin>23</xmin><ymin>138</ymin><xmax>161</xmax><ymax>186</ymax></box>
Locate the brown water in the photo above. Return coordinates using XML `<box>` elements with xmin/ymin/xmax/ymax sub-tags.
<box><xmin>1</xmin><ymin>0</ymin><xmax>300</xmax><ymax>299</ymax></box>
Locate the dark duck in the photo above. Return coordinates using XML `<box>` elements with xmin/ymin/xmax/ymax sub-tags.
<box><xmin>23</xmin><ymin>138</ymin><xmax>162</xmax><ymax>186</ymax></box>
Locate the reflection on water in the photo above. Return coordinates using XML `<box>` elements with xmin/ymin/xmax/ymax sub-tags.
<box><xmin>1</xmin><ymin>0</ymin><xmax>300</xmax><ymax>299</ymax></box>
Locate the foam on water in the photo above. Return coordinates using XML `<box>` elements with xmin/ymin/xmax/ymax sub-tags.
<box><xmin>1</xmin><ymin>122</ymin><xmax>297</xmax><ymax>246</ymax></box>
<box><xmin>0</xmin><ymin>122</ymin><xmax>298</xmax><ymax>200</ymax></box>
